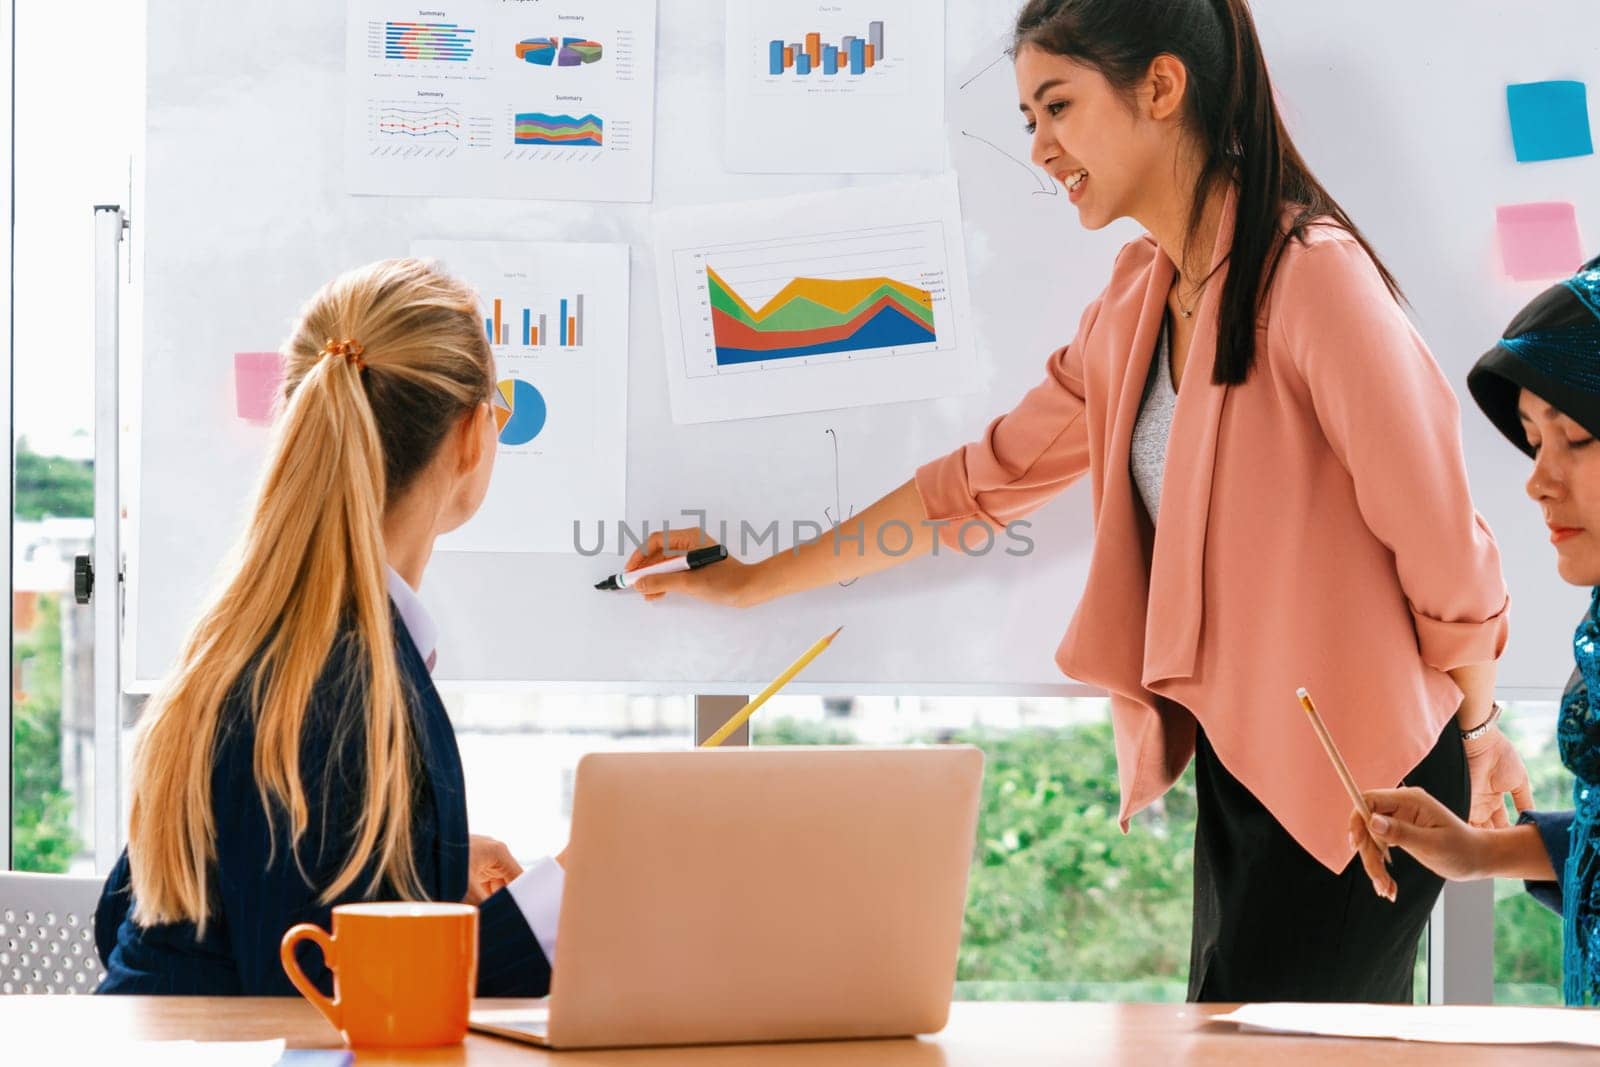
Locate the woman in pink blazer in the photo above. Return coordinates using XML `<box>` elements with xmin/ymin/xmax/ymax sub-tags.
<box><xmin>634</xmin><ymin>0</ymin><xmax>1528</xmax><ymax>1001</ymax></box>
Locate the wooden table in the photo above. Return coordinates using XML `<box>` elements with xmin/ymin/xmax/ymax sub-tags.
<box><xmin>2</xmin><ymin>997</ymin><xmax>1593</xmax><ymax>1065</ymax></box>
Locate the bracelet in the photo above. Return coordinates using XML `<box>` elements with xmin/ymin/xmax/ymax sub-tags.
<box><xmin>1460</xmin><ymin>701</ymin><xmax>1503</xmax><ymax>742</ymax></box>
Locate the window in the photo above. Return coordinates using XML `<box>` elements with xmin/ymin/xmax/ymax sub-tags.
<box><xmin>753</xmin><ymin>695</ymin><xmax>1458</xmax><ymax>1002</ymax></box>
<box><xmin>754</xmin><ymin>694</ymin><xmax>1199</xmax><ymax>1001</ymax></box>
<box><xmin>1493</xmin><ymin>700</ymin><xmax>1571</xmax><ymax>1004</ymax></box>
<box><xmin>7</xmin><ymin>0</ymin><xmax>144</xmax><ymax>873</ymax></box>
<box><xmin>449</xmin><ymin>692</ymin><xmax>694</xmax><ymax>862</ymax></box>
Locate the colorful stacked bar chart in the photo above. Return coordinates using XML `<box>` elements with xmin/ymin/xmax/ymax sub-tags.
<box><xmin>516</xmin><ymin>36</ymin><xmax>604</xmax><ymax>66</ymax></box>
<box><xmin>513</xmin><ymin>112</ymin><xmax>604</xmax><ymax>147</ymax></box>
<box><xmin>706</xmin><ymin>266</ymin><xmax>934</xmax><ymax>366</ymax></box>
<box><xmin>768</xmin><ymin>21</ymin><xmax>883</xmax><ymax>76</ymax></box>
<box><xmin>485</xmin><ymin>294</ymin><xmax>587</xmax><ymax>348</ymax></box>
<box><xmin>384</xmin><ymin>21</ymin><xmax>476</xmax><ymax>61</ymax></box>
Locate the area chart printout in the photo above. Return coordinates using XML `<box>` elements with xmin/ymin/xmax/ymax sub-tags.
<box><xmin>653</xmin><ymin>176</ymin><xmax>978</xmax><ymax>424</ymax></box>
<box><xmin>724</xmin><ymin>0</ymin><xmax>944</xmax><ymax>173</ymax></box>
<box><xmin>412</xmin><ymin>240</ymin><xmax>629</xmax><ymax>554</ymax></box>
<box><xmin>347</xmin><ymin>0</ymin><xmax>657</xmax><ymax>202</ymax></box>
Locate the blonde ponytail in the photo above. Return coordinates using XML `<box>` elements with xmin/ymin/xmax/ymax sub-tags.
<box><xmin>127</xmin><ymin>259</ymin><xmax>494</xmax><ymax>931</ymax></box>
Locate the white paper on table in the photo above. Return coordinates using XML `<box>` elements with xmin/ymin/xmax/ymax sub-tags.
<box><xmin>413</xmin><ymin>240</ymin><xmax>629</xmax><ymax>555</ymax></box>
<box><xmin>723</xmin><ymin>0</ymin><xmax>945</xmax><ymax>174</ymax></box>
<box><xmin>120</xmin><ymin>1040</ymin><xmax>290</xmax><ymax>1066</ymax></box>
<box><xmin>1213</xmin><ymin>1003</ymin><xmax>1600</xmax><ymax>1048</ymax></box>
<box><xmin>652</xmin><ymin>175</ymin><xmax>979</xmax><ymax>425</ymax></box>
<box><xmin>345</xmin><ymin>0</ymin><xmax>658</xmax><ymax>202</ymax></box>
<box><xmin>12</xmin><ymin>1032</ymin><xmax>290</xmax><ymax>1066</ymax></box>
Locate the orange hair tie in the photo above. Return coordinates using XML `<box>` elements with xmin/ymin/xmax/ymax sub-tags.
<box><xmin>320</xmin><ymin>337</ymin><xmax>367</xmax><ymax>371</ymax></box>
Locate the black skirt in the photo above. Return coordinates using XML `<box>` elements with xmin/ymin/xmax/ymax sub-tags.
<box><xmin>1187</xmin><ymin>722</ymin><xmax>1469</xmax><ymax>1002</ymax></box>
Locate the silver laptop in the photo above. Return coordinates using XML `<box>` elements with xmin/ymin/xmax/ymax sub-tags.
<box><xmin>469</xmin><ymin>745</ymin><xmax>984</xmax><ymax>1050</ymax></box>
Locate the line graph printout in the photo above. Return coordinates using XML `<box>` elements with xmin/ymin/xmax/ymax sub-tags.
<box><xmin>413</xmin><ymin>240</ymin><xmax>630</xmax><ymax>554</ymax></box>
<box><xmin>346</xmin><ymin>0</ymin><xmax>657</xmax><ymax>201</ymax></box>
<box><xmin>724</xmin><ymin>0</ymin><xmax>944</xmax><ymax>173</ymax></box>
<box><xmin>653</xmin><ymin>176</ymin><xmax>978</xmax><ymax>424</ymax></box>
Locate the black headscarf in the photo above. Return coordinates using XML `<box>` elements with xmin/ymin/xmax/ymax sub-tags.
<box><xmin>1469</xmin><ymin>253</ymin><xmax>1600</xmax><ymax>1006</ymax></box>
<box><xmin>1469</xmin><ymin>254</ymin><xmax>1600</xmax><ymax>456</ymax></box>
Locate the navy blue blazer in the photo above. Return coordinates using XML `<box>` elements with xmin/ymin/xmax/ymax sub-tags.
<box><xmin>1520</xmin><ymin>808</ymin><xmax>1575</xmax><ymax>915</ymax></box>
<box><xmin>94</xmin><ymin>608</ymin><xmax>551</xmax><ymax>997</ymax></box>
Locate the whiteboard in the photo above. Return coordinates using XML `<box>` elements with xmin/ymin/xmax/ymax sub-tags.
<box><xmin>132</xmin><ymin>0</ymin><xmax>1598</xmax><ymax>697</ymax></box>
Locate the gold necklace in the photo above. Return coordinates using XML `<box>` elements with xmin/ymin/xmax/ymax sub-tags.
<box><xmin>1174</xmin><ymin>275</ymin><xmax>1208</xmax><ymax>319</ymax></box>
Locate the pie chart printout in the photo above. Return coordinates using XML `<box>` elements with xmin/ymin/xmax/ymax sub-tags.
<box><xmin>409</xmin><ymin>238</ymin><xmax>627</xmax><ymax>555</ymax></box>
<box><xmin>494</xmin><ymin>377</ymin><xmax>547</xmax><ymax>446</ymax></box>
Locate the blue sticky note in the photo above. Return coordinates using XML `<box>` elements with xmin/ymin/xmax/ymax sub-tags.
<box><xmin>1506</xmin><ymin>80</ymin><xmax>1593</xmax><ymax>162</ymax></box>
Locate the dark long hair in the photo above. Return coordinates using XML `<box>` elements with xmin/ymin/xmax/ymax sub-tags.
<box><xmin>1014</xmin><ymin>0</ymin><xmax>1402</xmax><ymax>385</ymax></box>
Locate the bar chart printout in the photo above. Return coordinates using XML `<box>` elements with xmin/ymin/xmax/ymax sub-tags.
<box><xmin>378</xmin><ymin>20</ymin><xmax>477</xmax><ymax>62</ymax></box>
<box><xmin>483</xmin><ymin>294</ymin><xmax>587</xmax><ymax>347</ymax></box>
<box><xmin>411</xmin><ymin>239</ymin><xmax>630</xmax><ymax>554</ymax></box>
<box><xmin>654</xmin><ymin>176</ymin><xmax>977</xmax><ymax>423</ymax></box>
<box><xmin>768</xmin><ymin>20</ymin><xmax>885</xmax><ymax>76</ymax></box>
<box><xmin>725</xmin><ymin>0</ymin><xmax>944</xmax><ymax>173</ymax></box>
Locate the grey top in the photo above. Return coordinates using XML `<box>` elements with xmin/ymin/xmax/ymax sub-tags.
<box><xmin>1130</xmin><ymin>317</ymin><xmax>1177</xmax><ymax>524</ymax></box>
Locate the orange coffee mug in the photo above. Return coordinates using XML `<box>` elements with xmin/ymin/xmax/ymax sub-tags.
<box><xmin>280</xmin><ymin>902</ymin><xmax>479</xmax><ymax>1048</ymax></box>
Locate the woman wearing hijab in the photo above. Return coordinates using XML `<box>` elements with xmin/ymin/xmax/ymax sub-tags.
<box><xmin>1350</xmin><ymin>254</ymin><xmax>1600</xmax><ymax>1006</ymax></box>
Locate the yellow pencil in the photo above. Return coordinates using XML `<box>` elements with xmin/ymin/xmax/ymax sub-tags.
<box><xmin>1297</xmin><ymin>686</ymin><xmax>1390</xmax><ymax>863</ymax></box>
<box><xmin>701</xmin><ymin>627</ymin><xmax>844</xmax><ymax>747</ymax></box>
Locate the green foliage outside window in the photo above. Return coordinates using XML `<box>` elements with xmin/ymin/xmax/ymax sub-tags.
<box><xmin>11</xmin><ymin>441</ymin><xmax>92</xmax><ymax>872</ymax></box>
<box><xmin>1491</xmin><ymin>714</ymin><xmax>1574</xmax><ymax>1004</ymax></box>
<box><xmin>13</xmin><ymin>442</ymin><xmax>93</xmax><ymax>521</ymax></box>
<box><xmin>953</xmin><ymin>723</ymin><xmax>1194</xmax><ymax>1000</ymax></box>
<box><xmin>757</xmin><ymin>713</ymin><xmax>1568</xmax><ymax>1002</ymax></box>
<box><xmin>12</xmin><ymin>594</ymin><xmax>80</xmax><ymax>872</ymax></box>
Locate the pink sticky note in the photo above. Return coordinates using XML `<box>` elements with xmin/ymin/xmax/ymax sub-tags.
<box><xmin>1496</xmin><ymin>202</ymin><xmax>1585</xmax><ymax>281</ymax></box>
<box><xmin>234</xmin><ymin>351</ymin><xmax>284</xmax><ymax>424</ymax></box>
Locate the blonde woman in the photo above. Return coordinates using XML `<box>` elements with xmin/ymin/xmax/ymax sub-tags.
<box><xmin>94</xmin><ymin>260</ymin><xmax>560</xmax><ymax>996</ymax></box>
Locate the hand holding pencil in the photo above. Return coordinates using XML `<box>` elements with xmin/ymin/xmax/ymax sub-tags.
<box><xmin>1347</xmin><ymin>788</ymin><xmax>1488</xmax><ymax>900</ymax></box>
<box><xmin>1295</xmin><ymin>688</ymin><xmax>1395</xmax><ymax>900</ymax></box>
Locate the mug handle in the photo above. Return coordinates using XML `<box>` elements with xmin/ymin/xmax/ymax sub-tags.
<box><xmin>280</xmin><ymin>923</ymin><xmax>341</xmax><ymax>1032</ymax></box>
